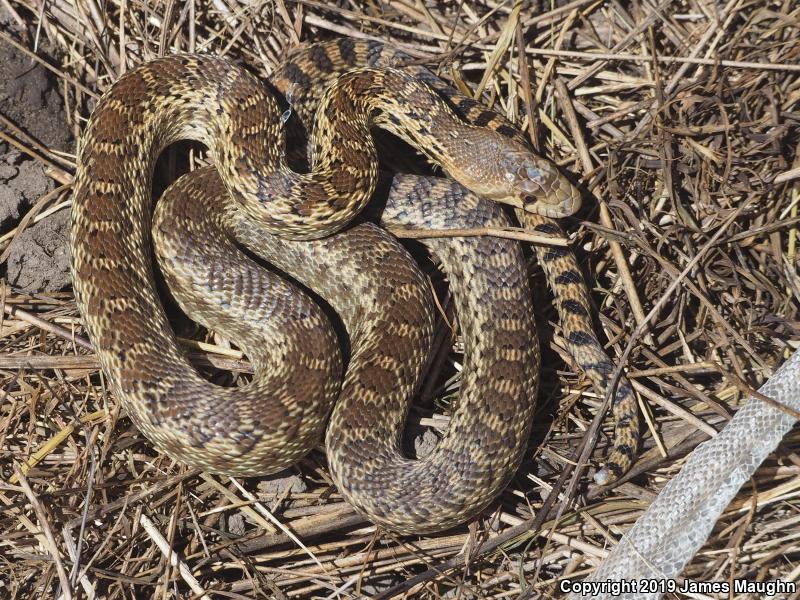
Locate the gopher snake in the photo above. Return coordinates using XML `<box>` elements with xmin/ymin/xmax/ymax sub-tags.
<box><xmin>71</xmin><ymin>39</ymin><xmax>639</xmax><ymax>533</ymax></box>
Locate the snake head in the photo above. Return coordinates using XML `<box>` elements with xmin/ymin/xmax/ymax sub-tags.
<box><xmin>445</xmin><ymin>127</ymin><xmax>582</xmax><ymax>218</ymax></box>
<box><xmin>499</xmin><ymin>151</ymin><xmax>582</xmax><ymax>218</ymax></box>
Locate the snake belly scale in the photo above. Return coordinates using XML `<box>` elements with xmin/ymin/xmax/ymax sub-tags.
<box><xmin>71</xmin><ymin>39</ymin><xmax>639</xmax><ymax>533</ymax></box>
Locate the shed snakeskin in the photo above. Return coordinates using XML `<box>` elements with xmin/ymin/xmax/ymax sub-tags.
<box><xmin>71</xmin><ymin>39</ymin><xmax>639</xmax><ymax>533</ymax></box>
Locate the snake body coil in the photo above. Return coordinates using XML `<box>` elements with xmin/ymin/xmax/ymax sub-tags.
<box><xmin>71</xmin><ymin>39</ymin><xmax>639</xmax><ymax>533</ymax></box>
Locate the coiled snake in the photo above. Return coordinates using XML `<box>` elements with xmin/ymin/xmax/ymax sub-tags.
<box><xmin>71</xmin><ymin>39</ymin><xmax>639</xmax><ymax>533</ymax></box>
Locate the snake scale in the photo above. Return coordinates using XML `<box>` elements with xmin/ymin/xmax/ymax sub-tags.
<box><xmin>71</xmin><ymin>38</ymin><xmax>639</xmax><ymax>533</ymax></box>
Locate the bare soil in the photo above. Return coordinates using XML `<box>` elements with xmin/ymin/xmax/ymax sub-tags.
<box><xmin>0</xmin><ymin>7</ymin><xmax>72</xmax><ymax>292</ymax></box>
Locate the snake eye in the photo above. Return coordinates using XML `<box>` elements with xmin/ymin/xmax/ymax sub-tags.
<box><xmin>526</xmin><ymin>167</ymin><xmax>544</xmax><ymax>184</ymax></box>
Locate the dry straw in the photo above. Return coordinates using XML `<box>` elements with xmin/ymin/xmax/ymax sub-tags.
<box><xmin>0</xmin><ymin>0</ymin><xmax>798</xmax><ymax>598</ymax></box>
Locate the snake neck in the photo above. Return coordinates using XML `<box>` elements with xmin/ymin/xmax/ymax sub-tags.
<box><xmin>260</xmin><ymin>67</ymin><xmax>484</xmax><ymax>239</ymax></box>
<box><xmin>309</xmin><ymin>68</ymin><xmax>504</xmax><ymax>195</ymax></box>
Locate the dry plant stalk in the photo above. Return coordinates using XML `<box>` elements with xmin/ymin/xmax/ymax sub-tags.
<box><xmin>0</xmin><ymin>0</ymin><xmax>797</xmax><ymax>598</ymax></box>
